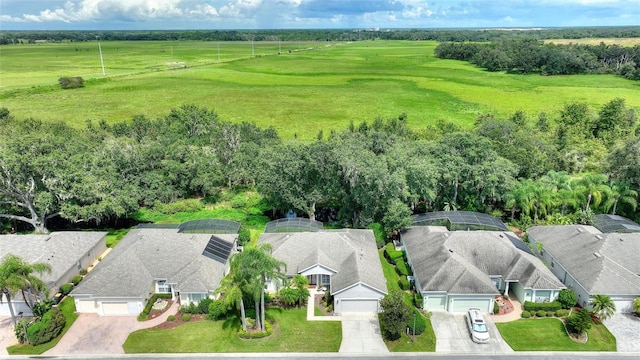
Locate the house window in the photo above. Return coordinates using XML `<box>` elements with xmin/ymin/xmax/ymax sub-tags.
<box><xmin>157</xmin><ymin>281</ymin><xmax>171</xmax><ymax>294</ymax></box>
<box><xmin>321</xmin><ymin>274</ymin><xmax>330</xmax><ymax>285</ymax></box>
<box><xmin>77</xmin><ymin>261</ymin><xmax>82</xmax><ymax>270</ymax></box>
<box><xmin>551</xmin><ymin>260</ymin><xmax>555</xmax><ymax>268</ymax></box>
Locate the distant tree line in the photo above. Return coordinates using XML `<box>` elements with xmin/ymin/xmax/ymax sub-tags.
<box><xmin>2</xmin><ymin>26</ymin><xmax>640</xmax><ymax>45</ymax></box>
<box><xmin>435</xmin><ymin>38</ymin><xmax>640</xmax><ymax>80</ymax></box>
<box><xmin>0</xmin><ymin>99</ymin><xmax>638</xmax><ymax>234</ymax></box>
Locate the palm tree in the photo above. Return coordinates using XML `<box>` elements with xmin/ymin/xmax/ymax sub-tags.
<box><xmin>573</xmin><ymin>173</ymin><xmax>612</xmax><ymax>212</ymax></box>
<box><xmin>604</xmin><ymin>181</ymin><xmax>638</xmax><ymax>215</ymax></box>
<box><xmin>215</xmin><ymin>271</ymin><xmax>248</xmax><ymax>331</ymax></box>
<box><xmin>590</xmin><ymin>294</ymin><xmax>616</xmax><ymax>321</ymax></box>
<box><xmin>0</xmin><ymin>254</ymin><xmax>51</xmax><ymax>326</ymax></box>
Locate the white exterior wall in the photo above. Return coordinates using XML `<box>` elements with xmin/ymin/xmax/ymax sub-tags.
<box><xmin>74</xmin><ymin>296</ymin><xmax>143</xmax><ymax>316</ymax></box>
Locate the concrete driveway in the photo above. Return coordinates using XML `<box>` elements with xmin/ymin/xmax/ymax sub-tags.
<box><xmin>339</xmin><ymin>312</ymin><xmax>389</xmax><ymax>354</ymax></box>
<box><xmin>603</xmin><ymin>313</ymin><xmax>640</xmax><ymax>352</ymax></box>
<box><xmin>430</xmin><ymin>311</ymin><xmax>513</xmax><ymax>354</ymax></box>
<box><xmin>0</xmin><ymin>317</ymin><xmax>18</xmax><ymax>355</ymax></box>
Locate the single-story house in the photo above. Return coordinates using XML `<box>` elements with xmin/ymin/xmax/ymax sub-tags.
<box><xmin>259</xmin><ymin>229</ymin><xmax>387</xmax><ymax>313</ymax></box>
<box><xmin>528</xmin><ymin>221</ymin><xmax>640</xmax><ymax>313</ymax></box>
<box><xmin>0</xmin><ymin>232</ymin><xmax>107</xmax><ymax>317</ymax></box>
<box><xmin>71</xmin><ymin>228</ymin><xmax>237</xmax><ymax>316</ymax></box>
<box><xmin>403</xmin><ymin>226</ymin><xmax>565</xmax><ymax>313</ymax></box>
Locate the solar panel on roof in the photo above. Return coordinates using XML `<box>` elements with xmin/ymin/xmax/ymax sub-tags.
<box><xmin>202</xmin><ymin>235</ymin><xmax>233</xmax><ymax>263</ymax></box>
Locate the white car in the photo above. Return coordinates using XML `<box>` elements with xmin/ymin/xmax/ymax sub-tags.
<box><xmin>466</xmin><ymin>308</ymin><xmax>490</xmax><ymax>343</ymax></box>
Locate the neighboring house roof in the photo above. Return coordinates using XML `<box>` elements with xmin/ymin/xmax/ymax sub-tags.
<box><xmin>528</xmin><ymin>225</ymin><xmax>640</xmax><ymax>296</ymax></box>
<box><xmin>72</xmin><ymin>229</ymin><xmax>236</xmax><ymax>299</ymax></box>
<box><xmin>258</xmin><ymin>229</ymin><xmax>387</xmax><ymax>296</ymax></box>
<box><xmin>593</xmin><ymin>214</ymin><xmax>640</xmax><ymax>234</ymax></box>
<box><xmin>403</xmin><ymin>226</ymin><xmax>564</xmax><ymax>295</ymax></box>
<box><xmin>0</xmin><ymin>232</ymin><xmax>106</xmax><ymax>290</ymax></box>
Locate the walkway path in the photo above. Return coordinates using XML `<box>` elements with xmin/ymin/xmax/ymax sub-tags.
<box><xmin>490</xmin><ymin>298</ymin><xmax>523</xmax><ymax>323</ymax></box>
<box><xmin>306</xmin><ymin>289</ymin><xmax>340</xmax><ymax>321</ymax></box>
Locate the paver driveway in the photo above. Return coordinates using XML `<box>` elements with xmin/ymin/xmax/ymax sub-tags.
<box><xmin>431</xmin><ymin>311</ymin><xmax>513</xmax><ymax>354</ymax></box>
<box><xmin>339</xmin><ymin>312</ymin><xmax>389</xmax><ymax>354</ymax></box>
<box><xmin>44</xmin><ymin>302</ymin><xmax>178</xmax><ymax>355</ymax></box>
<box><xmin>604</xmin><ymin>313</ymin><xmax>640</xmax><ymax>352</ymax></box>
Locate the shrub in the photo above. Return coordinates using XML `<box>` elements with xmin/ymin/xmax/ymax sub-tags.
<box><xmin>198</xmin><ymin>298</ymin><xmax>213</xmax><ymax>314</ymax></box>
<box><xmin>384</xmin><ymin>243</ymin><xmax>404</xmax><ymax>265</ymax></box>
<box><xmin>536</xmin><ymin>310</ymin><xmax>546</xmax><ymax>317</ymax></box>
<box><xmin>245</xmin><ymin>317</ymin><xmax>256</xmax><ymax>329</ymax></box>
<box><xmin>326</xmin><ymin>304</ymin><xmax>333</xmax><ymax>313</ymax></box>
<box><xmin>493</xmin><ymin>301</ymin><xmax>500</xmax><ymax>314</ymax></box>
<box><xmin>208</xmin><ymin>299</ymin><xmax>227</xmax><ymax>320</ymax></box>
<box><xmin>32</xmin><ymin>299</ymin><xmax>54</xmax><ymax>319</ymax></box>
<box><xmin>521</xmin><ymin>311</ymin><xmax>531</xmax><ymax>318</ymax></box>
<box><xmin>180</xmin><ymin>302</ymin><xmax>199</xmax><ymax>314</ymax></box>
<box><xmin>555</xmin><ymin>309</ymin><xmax>569</xmax><ymax>317</ymax></box>
<box><xmin>557</xmin><ymin>289</ymin><xmax>577</xmax><ymax>309</ymax></box>
<box><xmin>153</xmin><ymin>198</ymin><xmax>203</xmax><ymax>215</ymax></box>
<box><xmin>367</xmin><ymin>222</ymin><xmax>386</xmax><ymax>248</ymax></box>
<box><xmin>167</xmin><ymin>315</ymin><xmax>176</xmax><ymax>322</ymax></box>
<box><xmin>79</xmin><ymin>269</ymin><xmax>88</xmax><ymax>276</ymax></box>
<box><xmin>26</xmin><ymin>307</ymin><xmax>66</xmax><ymax>345</ymax></box>
<box><xmin>546</xmin><ymin>310</ymin><xmax>554</xmax><ymax>317</ymax></box>
<box><xmin>59</xmin><ymin>283</ymin><xmax>74</xmax><ymax>295</ymax></box>
<box><xmin>58</xmin><ymin>76</ymin><xmax>84</xmax><ymax>89</ymax></box>
<box><xmin>407</xmin><ymin>310</ymin><xmax>427</xmax><ymax>335</ymax></box>
<box><xmin>398</xmin><ymin>276</ymin><xmax>410</xmax><ymax>290</ymax></box>
<box><xmin>71</xmin><ymin>275</ymin><xmax>83</xmax><ymax>286</ymax></box>
<box><xmin>414</xmin><ymin>293</ymin><xmax>423</xmax><ymax>309</ymax></box>
<box><xmin>181</xmin><ymin>313</ymin><xmax>192</xmax><ymax>322</ymax></box>
<box><xmin>395</xmin><ymin>259</ymin><xmax>410</xmax><ymax>276</ymax></box>
<box><xmin>14</xmin><ymin>319</ymin><xmax>29</xmax><ymax>344</ymax></box>
<box><xmin>523</xmin><ymin>300</ymin><xmax>562</xmax><ymax>312</ymax></box>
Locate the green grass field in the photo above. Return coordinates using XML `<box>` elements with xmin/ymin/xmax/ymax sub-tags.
<box><xmin>2</xmin><ymin>40</ymin><xmax>639</xmax><ymax>140</ymax></box>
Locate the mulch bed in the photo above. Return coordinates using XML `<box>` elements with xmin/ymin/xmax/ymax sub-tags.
<box><xmin>153</xmin><ymin>313</ymin><xmax>207</xmax><ymax>330</ymax></box>
<box><xmin>314</xmin><ymin>293</ymin><xmax>334</xmax><ymax>316</ymax></box>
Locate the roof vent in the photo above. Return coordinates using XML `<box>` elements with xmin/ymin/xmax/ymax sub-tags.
<box><xmin>577</xmin><ymin>228</ymin><xmax>583</xmax><ymax>233</ymax></box>
<box><xmin>448</xmin><ymin>249</ymin><xmax>454</xmax><ymax>253</ymax></box>
<box><xmin>443</xmin><ymin>233</ymin><xmax>449</xmax><ymax>238</ymax></box>
<box><xmin>44</xmin><ymin>237</ymin><xmax>51</xmax><ymax>241</ymax></box>
<box><xmin>593</xmin><ymin>252</ymin><xmax>603</xmax><ymax>258</ymax></box>
<box><xmin>595</xmin><ymin>235</ymin><xmax>603</xmax><ymax>240</ymax></box>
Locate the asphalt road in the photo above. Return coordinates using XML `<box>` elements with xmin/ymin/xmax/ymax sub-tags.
<box><xmin>3</xmin><ymin>353</ymin><xmax>639</xmax><ymax>360</ymax></box>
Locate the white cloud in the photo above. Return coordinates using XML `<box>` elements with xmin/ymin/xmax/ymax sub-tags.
<box><xmin>0</xmin><ymin>14</ymin><xmax>28</xmax><ymax>23</ymax></box>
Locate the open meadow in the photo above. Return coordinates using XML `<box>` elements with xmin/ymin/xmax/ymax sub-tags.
<box><xmin>1</xmin><ymin>39</ymin><xmax>639</xmax><ymax>139</ymax></box>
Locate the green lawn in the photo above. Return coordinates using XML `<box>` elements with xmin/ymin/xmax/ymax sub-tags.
<box><xmin>3</xmin><ymin>40</ymin><xmax>638</xmax><ymax>140</ymax></box>
<box><xmin>123</xmin><ymin>307</ymin><xmax>341</xmax><ymax>353</ymax></box>
<box><xmin>496</xmin><ymin>318</ymin><xmax>616</xmax><ymax>351</ymax></box>
<box><xmin>7</xmin><ymin>297</ymin><xmax>79</xmax><ymax>355</ymax></box>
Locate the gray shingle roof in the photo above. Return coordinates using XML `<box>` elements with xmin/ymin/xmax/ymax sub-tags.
<box><xmin>528</xmin><ymin>225</ymin><xmax>640</xmax><ymax>295</ymax></box>
<box><xmin>0</xmin><ymin>232</ymin><xmax>106</xmax><ymax>289</ymax></box>
<box><xmin>258</xmin><ymin>229</ymin><xmax>387</xmax><ymax>295</ymax></box>
<box><xmin>403</xmin><ymin>226</ymin><xmax>564</xmax><ymax>294</ymax></box>
<box><xmin>72</xmin><ymin>229</ymin><xmax>236</xmax><ymax>298</ymax></box>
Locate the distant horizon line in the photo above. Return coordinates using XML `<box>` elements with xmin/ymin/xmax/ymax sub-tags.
<box><xmin>3</xmin><ymin>25</ymin><xmax>640</xmax><ymax>32</ymax></box>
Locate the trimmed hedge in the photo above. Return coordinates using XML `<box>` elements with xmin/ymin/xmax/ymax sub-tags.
<box><xmin>398</xmin><ymin>276</ymin><xmax>410</xmax><ymax>290</ymax></box>
<box><xmin>521</xmin><ymin>310</ymin><xmax>531</xmax><ymax>318</ymax></box>
<box><xmin>536</xmin><ymin>310</ymin><xmax>547</xmax><ymax>317</ymax></box>
<box><xmin>493</xmin><ymin>301</ymin><xmax>500</xmax><ymax>314</ymax></box>
<box><xmin>384</xmin><ymin>243</ymin><xmax>404</xmax><ymax>265</ymax></box>
<box><xmin>207</xmin><ymin>299</ymin><xmax>227</xmax><ymax>320</ymax></box>
<box><xmin>523</xmin><ymin>301</ymin><xmax>562</xmax><ymax>312</ymax></box>
<box><xmin>181</xmin><ymin>313</ymin><xmax>192</xmax><ymax>322</ymax></box>
<box><xmin>555</xmin><ymin>309</ymin><xmax>570</xmax><ymax>317</ymax></box>
<box><xmin>395</xmin><ymin>259</ymin><xmax>410</xmax><ymax>277</ymax></box>
<box><xmin>138</xmin><ymin>293</ymin><xmax>172</xmax><ymax>321</ymax></box>
<box><xmin>239</xmin><ymin>321</ymin><xmax>273</xmax><ymax>339</ymax></box>
<box><xmin>414</xmin><ymin>293</ymin><xmax>423</xmax><ymax>308</ymax></box>
<box><xmin>71</xmin><ymin>275</ymin><xmax>83</xmax><ymax>286</ymax></box>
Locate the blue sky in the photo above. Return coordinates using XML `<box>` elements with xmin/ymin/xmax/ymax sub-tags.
<box><xmin>1</xmin><ymin>0</ymin><xmax>638</xmax><ymax>30</ymax></box>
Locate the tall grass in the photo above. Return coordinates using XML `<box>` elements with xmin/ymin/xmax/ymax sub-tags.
<box><xmin>2</xmin><ymin>40</ymin><xmax>639</xmax><ymax>140</ymax></box>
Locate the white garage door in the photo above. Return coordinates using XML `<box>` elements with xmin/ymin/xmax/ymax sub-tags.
<box><xmin>612</xmin><ymin>299</ymin><xmax>633</xmax><ymax>313</ymax></box>
<box><xmin>339</xmin><ymin>299</ymin><xmax>379</xmax><ymax>313</ymax></box>
<box><xmin>77</xmin><ymin>300</ymin><xmax>98</xmax><ymax>313</ymax></box>
<box><xmin>101</xmin><ymin>302</ymin><xmax>130</xmax><ymax>316</ymax></box>
<box><xmin>425</xmin><ymin>295</ymin><xmax>446</xmax><ymax>311</ymax></box>
<box><xmin>450</xmin><ymin>298</ymin><xmax>492</xmax><ymax>313</ymax></box>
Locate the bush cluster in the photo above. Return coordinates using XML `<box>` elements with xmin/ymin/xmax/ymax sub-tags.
<box><xmin>238</xmin><ymin>226</ymin><xmax>251</xmax><ymax>246</ymax></box>
<box><xmin>207</xmin><ymin>299</ymin><xmax>228</xmax><ymax>320</ymax></box>
<box><xmin>58</xmin><ymin>76</ymin><xmax>84</xmax><ymax>89</ymax></box>
<box><xmin>395</xmin><ymin>259</ymin><xmax>410</xmax><ymax>276</ymax></box>
<box><xmin>566</xmin><ymin>308</ymin><xmax>592</xmax><ymax>334</ymax></box>
<box><xmin>71</xmin><ymin>275</ymin><xmax>83</xmax><ymax>286</ymax></box>
<box><xmin>555</xmin><ymin>309</ymin><xmax>570</xmax><ymax>317</ymax></box>
<box><xmin>557</xmin><ymin>289</ymin><xmax>577</xmax><ymax>309</ymax></box>
<box><xmin>414</xmin><ymin>293</ymin><xmax>423</xmax><ymax>309</ymax></box>
<box><xmin>180</xmin><ymin>298</ymin><xmax>213</xmax><ymax>315</ymax></box>
<box><xmin>383</xmin><ymin>243</ymin><xmax>403</xmax><ymax>265</ymax></box>
<box><xmin>153</xmin><ymin>198</ymin><xmax>203</xmax><ymax>214</ymax></box>
<box><xmin>536</xmin><ymin>310</ymin><xmax>547</xmax><ymax>317</ymax></box>
<box><xmin>523</xmin><ymin>301</ymin><xmax>562</xmax><ymax>312</ymax></box>
<box><xmin>398</xmin><ymin>276</ymin><xmax>410</xmax><ymax>290</ymax></box>
<box><xmin>26</xmin><ymin>307</ymin><xmax>66</xmax><ymax>345</ymax></box>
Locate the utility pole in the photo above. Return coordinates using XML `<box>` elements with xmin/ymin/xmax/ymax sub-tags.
<box><xmin>97</xmin><ymin>36</ymin><xmax>106</xmax><ymax>76</ymax></box>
